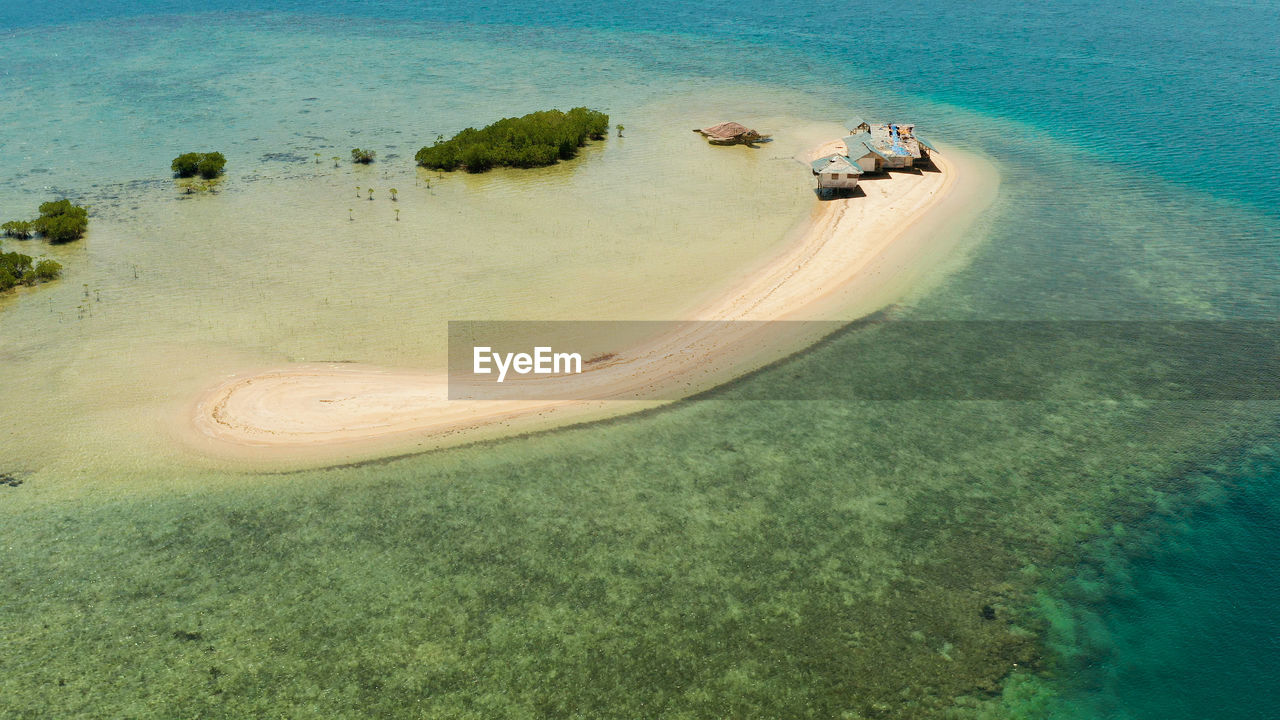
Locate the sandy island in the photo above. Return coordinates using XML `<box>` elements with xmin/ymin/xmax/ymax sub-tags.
<box><xmin>186</xmin><ymin>145</ymin><xmax>998</xmax><ymax>465</ymax></box>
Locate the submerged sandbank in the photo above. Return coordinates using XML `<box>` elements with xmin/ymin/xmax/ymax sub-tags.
<box><xmin>186</xmin><ymin>147</ymin><xmax>998</xmax><ymax>466</ymax></box>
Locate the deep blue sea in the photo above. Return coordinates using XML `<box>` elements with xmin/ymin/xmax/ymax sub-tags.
<box><xmin>3</xmin><ymin>1</ymin><xmax>1277</xmax><ymax>717</ymax></box>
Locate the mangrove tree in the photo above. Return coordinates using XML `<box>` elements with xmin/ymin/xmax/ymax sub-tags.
<box><xmin>415</xmin><ymin>107</ymin><xmax>610</xmax><ymax>173</ymax></box>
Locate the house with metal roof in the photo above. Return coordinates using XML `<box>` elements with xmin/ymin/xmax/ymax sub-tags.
<box><xmin>810</xmin><ymin>153</ymin><xmax>862</xmax><ymax>194</ymax></box>
<box><xmin>914</xmin><ymin>133</ymin><xmax>938</xmax><ymax>157</ymax></box>
<box><xmin>842</xmin><ymin>132</ymin><xmax>896</xmax><ymax>172</ymax></box>
<box><xmin>872</xmin><ymin>123</ymin><xmax>921</xmax><ymax>168</ymax></box>
<box><xmin>841</xmin><ymin>121</ymin><xmax>939</xmax><ymax>171</ymax></box>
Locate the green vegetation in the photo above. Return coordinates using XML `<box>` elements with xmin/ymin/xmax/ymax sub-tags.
<box><xmin>616</xmin><ymin>124</ymin><xmax>624</xmax><ymax>137</ymax></box>
<box><xmin>171</xmin><ymin>153</ymin><xmax>201</xmax><ymax>177</ymax></box>
<box><xmin>33</xmin><ymin>258</ymin><xmax>60</xmax><ymax>281</ymax></box>
<box><xmin>32</xmin><ymin>199</ymin><xmax>90</xmax><ymax>243</ymax></box>
<box><xmin>171</xmin><ymin>151</ymin><xmax>227</xmax><ymax>180</ymax></box>
<box><xmin>2</xmin><ymin>220</ymin><xmax>33</xmax><ymax>239</ymax></box>
<box><xmin>0</xmin><ymin>251</ymin><xmax>31</xmax><ymax>291</ymax></box>
<box><xmin>0</xmin><ymin>200</ymin><xmax>79</xmax><ymax>291</ymax></box>
<box><xmin>0</xmin><ymin>250</ymin><xmax>61</xmax><ymax>292</ymax></box>
<box><xmin>415</xmin><ymin>107</ymin><xmax>610</xmax><ymax>173</ymax></box>
<box><xmin>351</xmin><ymin>148</ymin><xmax>376</xmax><ymax>164</ymax></box>
<box><xmin>4</xmin><ymin>199</ymin><xmax>89</xmax><ymax>244</ymax></box>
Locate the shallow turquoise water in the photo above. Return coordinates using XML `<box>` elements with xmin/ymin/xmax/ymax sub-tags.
<box><xmin>2</xmin><ymin>1</ymin><xmax>1278</xmax><ymax>717</ymax></box>
<box><xmin>5</xmin><ymin>1</ymin><xmax>1276</xmax><ymax>217</ymax></box>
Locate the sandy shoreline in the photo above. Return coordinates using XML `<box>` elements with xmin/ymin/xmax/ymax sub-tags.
<box><xmin>185</xmin><ymin>146</ymin><xmax>998</xmax><ymax>466</ymax></box>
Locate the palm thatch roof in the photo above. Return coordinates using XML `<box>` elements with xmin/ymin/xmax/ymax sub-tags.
<box><xmin>693</xmin><ymin>121</ymin><xmax>770</xmax><ymax>145</ymax></box>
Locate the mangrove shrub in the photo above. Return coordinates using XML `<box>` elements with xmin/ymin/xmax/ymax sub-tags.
<box><xmin>32</xmin><ymin>199</ymin><xmax>89</xmax><ymax>243</ymax></box>
<box><xmin>2</xmin><ymin>220</ymin><xmax>33</xmax><ymax>239</ymax></box>
<box><xmin>33</xmin><ymin>258</ymin><xmax>61</xmax><ymax>281</ymax></box>
<box><xmin>415</xmin><ymin>107</ymin><xmax>610</xmax><ymax>173</ymax></box>
<box><xmin>0</xmin><ymin>251</ymin><xmax>61</xmax><ymax>292</ymax></box>
<box><xmin>6</xmin><ymin>200</ymin><xmax>89</xmax><ymax>244</ymax></box>
<box><xmin>172</xmin><ymin>152</ymin><xmax>227</xmax><ymax>179</ymax></box>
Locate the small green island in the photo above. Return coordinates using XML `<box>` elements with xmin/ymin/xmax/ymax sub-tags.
<box><xmin>415</xmin><ymin>107</ymin><xmax>609</xmax><ymax>173</ymax></box>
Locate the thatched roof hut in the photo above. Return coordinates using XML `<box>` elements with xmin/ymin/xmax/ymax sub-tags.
<box><xmin>694</xmin><ymin>121</ymin><xmax>770</xmax><ymax>145</ymax></box>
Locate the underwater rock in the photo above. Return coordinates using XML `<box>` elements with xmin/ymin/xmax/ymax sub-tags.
<box><xmin>260</xmin><ymin>152</ymin><xmax>309</xmax><ymax>163</ymax></box>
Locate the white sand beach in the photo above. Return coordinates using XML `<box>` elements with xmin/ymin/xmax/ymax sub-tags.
<box><xmin>186</xmin><ymin>146</ymin><xmax>998</xmax><ymax>466</ymax></box>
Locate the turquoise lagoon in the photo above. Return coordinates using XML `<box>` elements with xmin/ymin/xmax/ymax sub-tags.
<box><xmin>1</xmin><ymin>2</ymin><xmax>1277</xmax><ymax>717</ymax></box>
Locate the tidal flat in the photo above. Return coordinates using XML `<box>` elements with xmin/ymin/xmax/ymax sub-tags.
<box><xmin>2</xmin><ymin>4</ymin><xmax>1279</xmax><ymax>718</ymax></box>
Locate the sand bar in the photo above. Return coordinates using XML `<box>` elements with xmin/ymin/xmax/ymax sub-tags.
<box><xmin>186</xmin><ymin>147</ymin><xmax>998</xmax><ymax>465</ymax></box>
